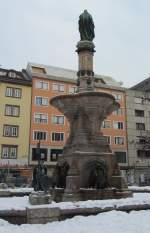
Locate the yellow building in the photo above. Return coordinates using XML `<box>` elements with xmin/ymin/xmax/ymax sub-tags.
<box><xmin>0</xmin><ymin>68</ymin><xmax>32</xmax><ymax>178</ymax></box>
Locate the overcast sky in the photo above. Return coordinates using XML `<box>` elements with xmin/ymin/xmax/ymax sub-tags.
<box><xmin>0</xmin><ymin>0</ymin><xmax>150</xmax><ymax>87</ymax></box>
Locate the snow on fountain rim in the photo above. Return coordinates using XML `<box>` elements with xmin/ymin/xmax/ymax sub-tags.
<box><xmin>0</xmin><ymin>192</ymin><xmax>150</xmax><ymax>211</ymax></box>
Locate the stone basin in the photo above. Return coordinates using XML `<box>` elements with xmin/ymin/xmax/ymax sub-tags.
<box><xmin>50</xmin><ymin>91</ymin><xmax>119</xmax><ymax>153</ymax></box>
<box><xmin>50</xmin><ymin>91</ymin><xmax>119</xmax><ymax>120</ymax></box>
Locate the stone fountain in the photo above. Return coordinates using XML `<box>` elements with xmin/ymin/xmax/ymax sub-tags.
<box><xmin>50</xmin><ymin>10</ymin><xmax>132</xmax><ymax>201</ymax></box>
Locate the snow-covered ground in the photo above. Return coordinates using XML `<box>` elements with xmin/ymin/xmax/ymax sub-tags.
<box><xmin>0</xmin><ymin>189</ymin><xmax>150</xmax><ymax>232</ymax></box>
<box><xmin>0</xmin><ymin>193</ymin><xmax>150</xmax><ymax>211</ymax></box>
<box><xmin>8</xmin><ymin>187</ymin><xmax>33</xmax><ymax>193</ymax></box>
<box><xmin>0</xmin><ymin>187</ymin><xmax>33</xmax><ymax>193</ymax></box>
<box><xmin>128</xmin><ymin>186</ymin><xmax>150</xmax><ymax>191</ymax></box>
<box><xmin>0</xmin><ymin>210</ymin><xmax>150</xmax><ymax>233</ymax></box>
<box><xmin>1</xmin><ymin>185</ymin><xmax>150</xmax><ymax>193</ymax></box>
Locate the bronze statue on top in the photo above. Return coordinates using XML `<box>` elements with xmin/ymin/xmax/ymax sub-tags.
<box><xmin>79</xmin><ymin>10</ymin><xmax>95</xmax><ymax>41</ymax></box>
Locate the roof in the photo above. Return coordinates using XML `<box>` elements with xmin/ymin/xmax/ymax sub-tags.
<box><xmin>131</xmin><ymin>77</ymin><xmax>150</xmax><ymax>91</ymax></box>
<box><xmin>0</xmin><ymin>68</ymin><xmax>32</xmax><ymax>86</ymax></box>
<box><xmin>26</xmin><ymin>62</ymin><xmax>122</xmax><ymax>87</ymax></box>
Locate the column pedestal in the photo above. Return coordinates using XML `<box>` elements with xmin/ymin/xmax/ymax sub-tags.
<box><xmin>76</xmin><ymin>40</ymin><xmax>95</xmax><ymax>92</ymax></box>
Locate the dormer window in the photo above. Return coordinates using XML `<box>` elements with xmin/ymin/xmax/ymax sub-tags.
<box><xmin>8</xmin><ymin>72</ymin><xmax>17</xmax><ymax>78</ymax></box>
<box><xmin>0</xmin><ymin>71</ymin><xmax>7</xmax><ymax>76</ymax></box>
<box><xmin>32</xmin><ymin>66</ymin><xmax>46</xmax><ymax>74</ymax></box>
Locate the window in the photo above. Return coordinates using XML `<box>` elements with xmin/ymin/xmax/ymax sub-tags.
<box><xmin>50</xmin><ymin>149</ymin><xmax>63</xmax><ymax>161</ymax></box>
<box><xmin>102</xmin><ymin>120</ymin><xmax>111</xmax><ymax>128</ymax></box>
<box><xmin>3</xmin><ymin>125</ymin><xmax>19</xmax><ymax>137</ymax></box>
<box><xmin>5</xmin><ymin>87</ymin><xmax>13</xmax><ymax>97</ymax></box>
<box><xmin>136</xmin><ymin>123</ymin><xmax>145</xmax><ymax>130</ymax></box>
<box><xmin>115</xmin><ymin>152</ymin><xmax>127</xmax><ymax>163</ymax></box>
<box><xmin>14</xmin><ymin>88</ymin><xmax>21</xmax><ymax>98</ymax></box>
<box><xmin>35</xmin><ymin>97</ymin><xmax>48</xmax><ymax>106</ymax></box>
<box><xmin>52</xmin><ymin>83</ymin><xmax>65</xmax><ymax>92</ymax></box>
<box><xmin>8</xmin><ymin>72</ymin><xmax>17</xmax><ymax>78</ymax></box>
<box><xmin>135</xmin><ymin>110</ymin><xmax>144</xmax><ymax>117</ymax></box>
<box><xmin>32</xmin><ymin>66</ymin><xmax>46</xmax><ymax>74</ymax></box>
<box><xmin>134</xmin><ymin>97</ymin><xmax>144</xmax><ymax>104</ymax></box>
<box><xmin>113</xmin><ymin>108</ymin><xmax>123</xmax><ymax>116</ymax></box>
<box><xmin>36</xmin><ymin>81</ymin><xmax>49</xmax><ymax>90</ymax></box>
<box><xmin>5</xmin><ymin>105</ymin><xmax>20</xmax><ymax>117</ymax></box>
<box><xmin>5</xmin><ymin>87</ymin><xmax>21</xmax><ymax>98</ymax></box>
<box><xmin>136</xmin><ymin>136</ymin><xmax>147</xmax><ymax>144</ymax></box>
<box><xmin>137</xmin><ymin>150</ymin><xmax>150</xmax><ymax>158</ymax></box>
<box><xmin>52</xmin><ymin>132</ymin><xmax>64</xmax><ymax>141</ymax></box>
<box><xmin>34</xmin><ymin>113</ymin><xmax>48</xmax><ymax>124</ymax></box>
<box><xmin>114</xmin><ymin>121</ymin><xmax>124</xmax><ymax>130</ymax></box>
<box><xmin>2</xmin><ymin>145</ymin><xmax>18</xmax><ymax>159</ymax></box>
<box><xmin>112</xmin><ymin>93</ymin><xmax>122</xmax><ymax>101</ymax></box>
<box><xmin>33</xmin><ymin>131</ymin><xmax>47</xmax><ymax>140</ymax></box>
<box><xmin>52</xmin><ymin>116</ymin><xmax>64</xmax><ymax>125</ymax></box>
<box><xmin>32</xmin><ymin>148</ymin><xmax>47</xmax><ymax>161</ymax></box>
<box><xmin>105</xmin><ymin>136</ymin><xmax>111</xmax><ymax>144</ymax></box>
<box><xmin>114</xmin><ymin>137</ymin><xmax>124</xmax><ymax>145</ymax></box>
<box><xmin>69</xmin><ymin>86</ymin><xmax>77</xmax><ymax>94</ymax></box>
<box><xmin>0</xmin><ymin>70</ymin><xmax>7</xmax><ymax>76</ymax></box>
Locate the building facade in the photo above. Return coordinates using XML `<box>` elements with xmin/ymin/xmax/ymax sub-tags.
<box><xmin>126</xmin><ymin>80</ymin><xmax>150</xmax><ymax>185</ymax></box>
<box><xmin>2</xmin><ymin>63</ymin><xmax>150</xmax><ymax>185</ymax></box>
<box><xmin>26</xmin><ymin>63</ymin><xmax>127</xmax><ymax>175</ymax></box>
<box><xmin>0</xmin><ymin>68</ymin><xmax>32</xmax><ymax>179</ymax></box>
<box><xmin>95</xmin><ymin>84</ymin><xmax>127</xmax><ymax>165</ymax></box>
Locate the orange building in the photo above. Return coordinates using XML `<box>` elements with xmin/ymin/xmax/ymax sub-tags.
<box><xmin>95</xmin><ymin>84</ymin><xmax>127</xmax><ymax>165</ymax></box>
<box><xmin>26</xmin><ymin>63</ymin><xmax>127</xmax><ymax>173</ymax></box>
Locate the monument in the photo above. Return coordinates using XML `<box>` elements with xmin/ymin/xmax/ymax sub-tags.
<box><xmin>50</xmin><ymin>10</ymin><xmax>132</xmax><ymax>201</ymax></box>
<box><xmin>29</xmin><ymin>10</ymin><xmax>132</xmax><ymax>205</ymax></box>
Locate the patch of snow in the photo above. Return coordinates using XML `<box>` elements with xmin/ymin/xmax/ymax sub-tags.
<box><xmin>0</xmin><ymin>188</ymin><xmax>33</xmax><ymax>193</ymax></box>
<box><xmin>0</xmin><ymin>196</ymin><xmax>30</xmax><ymax>210</ymax></box>
<box><xmin>0</xmin><ymin>218</ymin><xmax>10</xmax><ymax>226</ymax></box>
<box><xmin>8</xmin><ymin>188</ymin><xmax>34</xmax><ymax>193</ymax></box>
<box><xmin>128</xmin><ymin>186</ymin><xmax>150</xmax><ymax>191</ymax></box>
